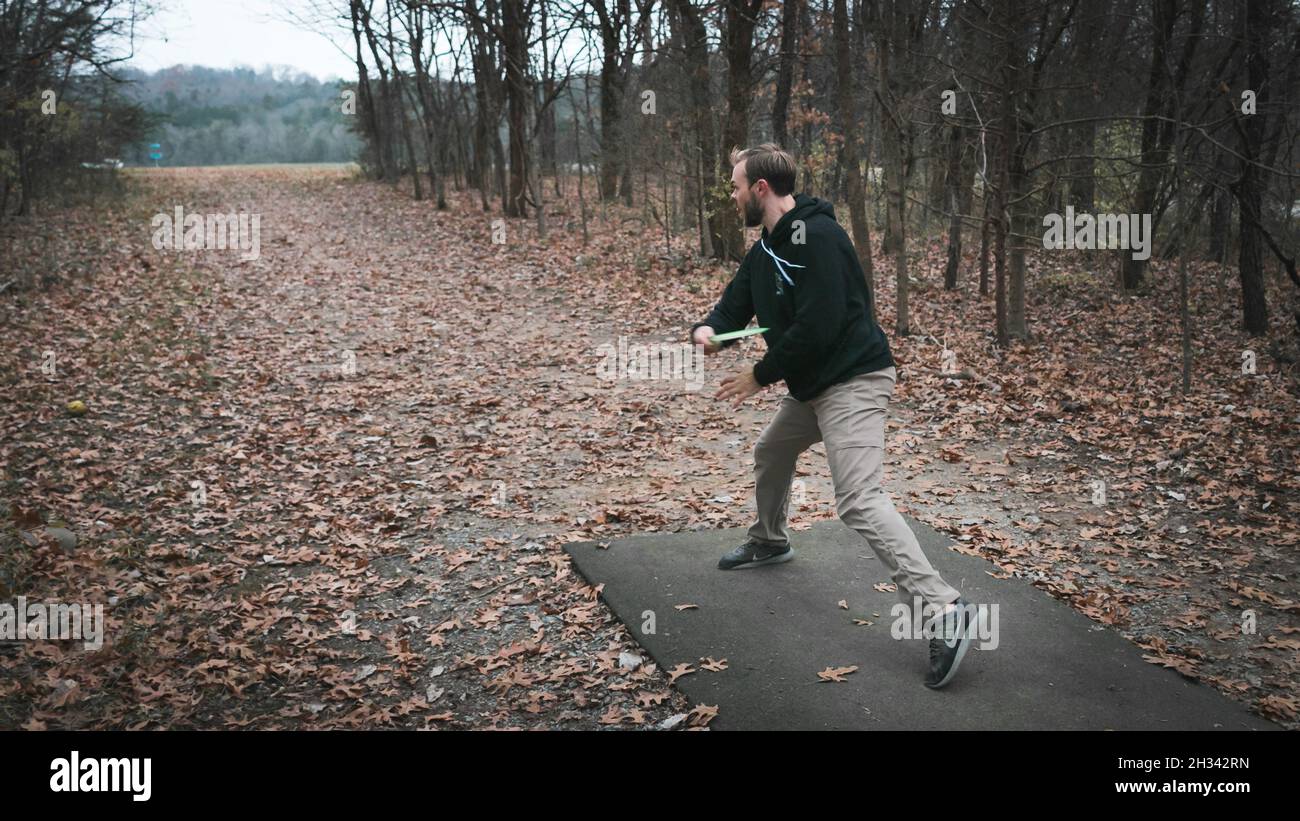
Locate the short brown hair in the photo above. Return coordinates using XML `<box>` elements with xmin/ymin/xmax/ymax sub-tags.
<box><xmin>730</xmin><ymin>143</ymin><xmax>797</xmax><ymax>196</ymax></box>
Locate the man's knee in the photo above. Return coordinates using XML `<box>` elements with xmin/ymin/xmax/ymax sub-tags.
<box><xmin>754</xmin><ymin>437</ymin><xmax>795</xmax><ymax>470</ymax></box>
<box><xmin>835</xmin><ymin>485</ymin><xmax>882</xmax><ymax>521</ymax></box>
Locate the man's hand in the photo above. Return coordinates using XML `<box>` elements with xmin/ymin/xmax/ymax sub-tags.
<box><xmin>716</xmin><ymin>366</ymin><xmax>762</xmax><ymax>408</ymax></box>
<box><xmin>691</xmin><ymin>325</ymin><xmax>721</xmax><ymax>355</ymax></box>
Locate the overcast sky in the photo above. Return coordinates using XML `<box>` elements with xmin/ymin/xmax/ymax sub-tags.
<box><xmin>125</xmin><ymin>0</ymin><xmax>356</xmax><ymax>80</ymax></box>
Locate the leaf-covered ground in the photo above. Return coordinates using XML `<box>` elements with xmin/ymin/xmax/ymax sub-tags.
<box><xmin>2</xmin><ymin>165</ymin><xmax>1297</xmax><ymax>729</ymax></box>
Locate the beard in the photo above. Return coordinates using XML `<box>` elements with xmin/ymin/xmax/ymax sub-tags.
<box><xmin>742</xmin><ymin>195</ymin><xmax>764</xmax><ymax>228</ymax></box>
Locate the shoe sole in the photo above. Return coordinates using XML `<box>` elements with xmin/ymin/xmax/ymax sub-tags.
<box><xmin>718</xmin><ymin>548</ymin><xmax>794</xmax><ymax>570</ymax></box>
<box><xmin>925</xmin><ymin>616</ymin><xmax>975</xmax><ymax>689</ymax></box>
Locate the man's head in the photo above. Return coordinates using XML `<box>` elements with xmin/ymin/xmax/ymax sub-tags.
<box><xmin>730</xmin><ymin>143</ymin><xmax>797</xmax><ymax>228</ymax></box>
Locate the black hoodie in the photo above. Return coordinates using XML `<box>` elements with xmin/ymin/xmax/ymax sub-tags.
<box><xmin>690</xmin><ymin>193</ymin><xmax>895</xmax><ymax>401</ymax></box>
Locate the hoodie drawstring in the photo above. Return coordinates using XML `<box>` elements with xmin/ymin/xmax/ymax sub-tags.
<box><xmin>759</xmin><ymin>237</ymin><xmax>804</xmax><ymax>286</ymax></box>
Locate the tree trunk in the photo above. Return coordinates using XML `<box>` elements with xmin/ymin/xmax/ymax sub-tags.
<box><xmin>992</xmin><ymin>0</ymin><xmax>1016</xmax><ymax>347</ymax></box>
<box><xmin>503</xmin><ymin>0</ymin><xmax>528</xmax><ymax>217</ymax></box>
<box><xmin>669</xmin><ymin>0</ymin><xmax>720</xmax><ymax>257</ymax></box>
<box><xmin>868</xmin><ymin>0</ymin><xmax>913</xmax><ymax>334</ymax></box>
<box><xmin>943</xmin><ymin>121</ymin><xmax>965</xmax><ymax>290</ymax></box>
<box><xmin>833</xmin><ymin>0</ymin><xmax>875</xmax><ymax>302</ymax></box>
<box><xmin>383</xmin><ymin>1</ymin><xmax>422</xmax><ymax>200</ymax></box>
<box><xmin>979</xmin><ymin>186</ymin><xmax>991</xmax><ymax>296</ymax></box>
<box><xmin>594</xmin><ymin>2</ymin><xmax>628</xmax><ymax>204</ymax></box>
<box><xmin>772</xmin><ymin>0</ymin><xmax>801</xmax><ymax>149</ymax></box>
<box><xmin>350</xmin><ymin>0</ymin><xmax>389</xmax><ymax>180</ymax></box>
<box><xmin>406</xmin><ymin>5</ymin><xmax>447</xmax><ymax>209</ymax></box>
<box><xmin>356</xmin><ymin>0</ymin><xmax>398</xmax><ymax>181</ymax></box>
<box><xmin>718</xmin><ymin>0</ymin><xmax>763</xmax><ymax>262</ymax></box>
<box><xmin>1208</xmin><ymin>182</ymin><xmax>1231</xmax><ymax>263</ymax></box>
<box><xmin>1008</xmin><ymin>146</ymin><xmax>1028</xmax><ymax>338</ymax></box>
<box><xmin>1233</xmin><ymin>0</ymin><xmax>1269</xmax><ymax>335</ymax></box>
<box><xmin>1122</xmin><ymin>0</ymin><xmax>1204</xmax><ymax>289</ymax></box>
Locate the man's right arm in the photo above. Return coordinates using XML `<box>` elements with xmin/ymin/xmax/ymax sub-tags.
<box><xmin>689</xmin><ymin>253</ymin><xmax>755</xmax><ymax>350</ymax></box>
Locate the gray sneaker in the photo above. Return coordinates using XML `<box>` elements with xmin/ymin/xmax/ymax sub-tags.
<box><xmin>717</xmin><ymin>540</ymin><xmax>794</xmax><ymax>570</ymax></box>
<box><xmin>924</xmin><ymin>597</ymin><xmax>976</xmax><ymax>689</ymax></box>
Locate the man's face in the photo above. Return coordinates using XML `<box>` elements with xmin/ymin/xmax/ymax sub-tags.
<box><xmin>731</xmin><ymin>161</ymin><xmax>765</xmax><ymax>228</ymax></box>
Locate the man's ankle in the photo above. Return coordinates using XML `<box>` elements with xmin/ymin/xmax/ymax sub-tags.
<box><xmin>938</xmin><ymin>598</ymin><xmax>962</xmax><ymax>615</ymax></box>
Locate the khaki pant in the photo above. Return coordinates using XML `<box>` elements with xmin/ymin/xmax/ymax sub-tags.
<box><xmin>746</xmin><ymin>365</ymin><xmax>961</xmax><ymax>611</ymax></box>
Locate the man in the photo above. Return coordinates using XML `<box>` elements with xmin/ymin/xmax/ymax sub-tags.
<box><xmin>689</xmin><ymin>143</ymin><xmax>975</xmax><ymax>689</ymax></box>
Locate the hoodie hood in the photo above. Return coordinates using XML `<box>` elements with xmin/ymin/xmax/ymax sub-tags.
<box><xmin>763</xmin><ymin>193</ymin><xmax>836</xmax><ymax>248</ymax></box>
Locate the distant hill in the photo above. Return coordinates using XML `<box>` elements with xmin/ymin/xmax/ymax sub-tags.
<box><xmin>120</xmin><ymin>65</ymin><xmax>361</xmax><ymax>166</ymax></box>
